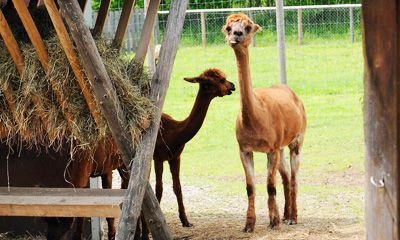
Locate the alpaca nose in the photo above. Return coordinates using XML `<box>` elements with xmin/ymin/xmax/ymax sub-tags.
<box><xmin>231</xmin><ymin>83</ymin><xmax>236</xmax><ymax>91</ymax></box>
<box><xmin>233</xmin><ymin>31</ymin><xmax>243</xmax><ymax>36</ymax></box>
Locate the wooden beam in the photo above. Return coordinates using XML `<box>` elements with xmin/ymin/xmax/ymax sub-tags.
<box><xmin>44</xmin><ymin>0</ymin><xmax>101</xmax><ymax>127</ymax></box>
<box><xmin>134</xmin><ymin>0</ymin><xmax>160</xmax><ymax>63</ymax></box>
<box><xmin>92</xmin><ymin>0</ymin><xmax>111</xmax><ymax>37</ymax></box>
<box><xmin>0</xmin><ymin>187</ymin><xmax>124</xmax><ymax>218</ymax></box>
<box><xmin>363</xmin><ymin>1</ymin><xmax>399</xmax><ymax>239</ymax></box>
<box><xmin>13</xmin><ymin>0</ymin><xmax>81</xmax><ymax>135</ymax></box>
<box><xmin>116</xmin><ymin>0</ymin><xmax>188</xmax><ymax>239</ymax></box>
<box><xmin>12</xmin><ymin>0</ymin><xmax>49</xmax><ymax>72</ymax></box>
<box><xmin>57</xmin><ymin>1</ymin><xmax>172</xmax><ymax>239</ymax></box>
<box><xmin>113</xmin><ymin>0</ymin><xmax>136</xmax><ymax>50</ymax></box>
<box><xmin>0</xmin><ymin>9</ymin><xmax>34</xmax><ymax>138</ymax></box>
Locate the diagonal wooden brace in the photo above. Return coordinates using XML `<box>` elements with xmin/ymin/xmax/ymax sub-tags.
<box><xmin>117</xmin><ymin>0</ymin><xmax>189</xmax><ymax>239</ymax></box>
<box><xmin>58</xmin><ymin>0</ymin><xmax>178</xmax><ymax>239</ymax></box>
<box><xmin>113</xmin><ymin>0</ymin><xmax>136</xmax><ymax>51</ymax></box>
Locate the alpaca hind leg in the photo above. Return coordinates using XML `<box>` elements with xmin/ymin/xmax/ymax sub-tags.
<box><xmin>240</xmin><ymin>151</ymin><xmax>256</xmax><ymax>232</ymax></box>
<box><xmin>289</xmin><ymin>148</ymin><xmax>300</xmax><ymax>224</ymax></box>
<box><xmin>169</xmin><ymin>157</ymin><xmax>193</xmax><ymax>227</ymax></box>
<box><xmin>278</xmin><ymin>149</ymin><xmax>291</xmax><ymax>224</ymax></box>
<box><xmin>267</xmin><ymin>151</ymin><xmax>281</xmax><ymax>229</ymax></box>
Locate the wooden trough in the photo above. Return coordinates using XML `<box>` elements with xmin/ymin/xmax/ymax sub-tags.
<box><xmin>0</xmin><ymin>0</ymin><xmax>189</xmax><ymax>239</ymax></box>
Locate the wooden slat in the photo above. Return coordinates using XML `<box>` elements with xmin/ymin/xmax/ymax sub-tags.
<box><xmin>134</xmin><ymin>0</ymin><xmax>160</xmax><ymax>63</ymax></box>
<box><xmin>12</xmin><ymin>0</ymin><xmax>49</xmax><ymax>72</ymax></box>
<box><xmin>363</xmin><ymin>1</ymin><xmax>399</xmax><ymax>239</ymax></box>
<box><xmin>92</xmin><ymin>0</ymin><xmax>111</xmax><ymax>37</ymax></box>
<box><xmin>0</xmin><ymin>187</ymin><xmax>125</xmax><ymax>218</ymax></box>
<box><xmin>44</xmin><ymin>0</ymin><xmax>101</xmax><ymax>126</ymax></box>
<box><xmin>0</xmin><ymin>9</ymin><xmax>34</xmax><ymax>138</ymax></box>
<box><xmin>13</xmin><ymin>0</ymin><xmax>81</xmax><ymax>134</ymax></box>
<box><xmin>117</xmin><ymin>0</ymin><xmax>189</xmax><ymax>239</ymax></box>
<box><xmin>113</xmin><ymin>0</ymin><xmax>136</xmax><ymax>50</ymax></box>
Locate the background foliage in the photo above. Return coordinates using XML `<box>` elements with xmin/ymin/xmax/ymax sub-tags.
<box><xmin>91</xmin><ymin>0</ymin><xmax>362</xmax><ymax>10</ymax></box>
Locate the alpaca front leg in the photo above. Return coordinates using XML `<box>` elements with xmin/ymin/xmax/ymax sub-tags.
<box><xmin>169</xmin><ymin>157</ymin><xmax>193</xmax><ymax>227</ymax></box>
<box><xmin>267</xmin><ymin>151</ymin><xmax>281</xmax><ymax>229</ymax></box>
<box><xmin>154</xmin><ymin>160</ymin><xmax>164</xmax><ymax>202</ymax></box>
<box><xmin>289</xmin><ymin>149</ymin><xmax>301</xmax><ymax>224</ymax></box>
<box><xmin>240</xmin><ymin>151</ymin><xmax>256</xmax><ymax>233</ymax></box>
<box><xmin>277</xmin><ymin>149</ymin><xmax>291</xmax><ymax>224</ymax></box>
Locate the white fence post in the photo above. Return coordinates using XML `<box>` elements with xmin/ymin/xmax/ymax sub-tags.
<box><xmin>297</xmin><ymin>9</ymin><xmax>302</xmax><ymax>46</ymax></box>
<box><xmin>275</xmin><ymin>0</ymin><xmax>287</xmax><ymax>84</ymax></box>
<box><xmin>349</xmin><ymin>7</ymin><xmax>354</xmax><ymax>43</ymax></box>
<box><xmin>200</xmin><ymin>11</ymin><xmax>206</xmax><ymax>48</ymax></box>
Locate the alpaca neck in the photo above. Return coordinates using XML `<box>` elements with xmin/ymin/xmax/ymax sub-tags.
<box><xmin>179</xmin><ymin>87</ymin><xmax>213</xmax><ymax>145</ymax></box>
<box><xmin>234</xmin><ymin>46</ymin><xmax>257</xmax><ymax>123</ymax></box>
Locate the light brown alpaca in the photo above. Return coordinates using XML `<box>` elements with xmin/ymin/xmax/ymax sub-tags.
<box><xmin>222</xmin><ymin>13</ymin><xmax>306</xmax><ymax>232</ymax></box>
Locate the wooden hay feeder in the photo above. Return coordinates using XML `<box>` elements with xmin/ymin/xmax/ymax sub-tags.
<box><xmin>0</xmin><ymin>0</ymin><xmax>189</xmax><ymax>239</ymax></box>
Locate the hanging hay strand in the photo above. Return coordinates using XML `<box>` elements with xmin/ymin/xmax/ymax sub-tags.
<box><xmin>0</xmin><ymin>34</ymin><xmax>155</xmax><ymax>153</ymax></box>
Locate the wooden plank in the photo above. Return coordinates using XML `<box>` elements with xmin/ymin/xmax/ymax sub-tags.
<box><xmin>144</xmin><ymin>0</ymin><xmax>156</xmax><ymax>74</ymax></box>
<box><xmin>113</xmin><ymin>0</ymin><xmax>136</xmax><ymax>50</ymax></box>
<box><xmin>12</xmin><ymin>0</ymin><xmax>49</xmax><ymax>72</ymax></box>
<box><xmin>134</xmin><ymin>0</ymin><xmax>160</xmax><ymax>63</ymax></box>
<box><xmin>58</xmin><ymin>1</ymin><xmax>172</xmax><ymax>239</ymax></box>
<box><xmin>0</xmin><ymin>187</ymin><xmax>125</xmax><ymax>218</ymax></box>
<box><xmin>92</xmin><ymin>0</ymin><xmax>111</xmax><ymax>37</ymax></box>
<box><xmin>44</xmin><ymin>0</ymin><xmax>102</xmax><ymax>127</ymax></box>
<box><xmin>116</xmin><ymin>0</ymin><xmax>189</xmax><ymax>239</ymax></box>
<box><xmin>363</xmin><ymin>1</ymin><xmax>399</xmax><ymax>239</ymax></box>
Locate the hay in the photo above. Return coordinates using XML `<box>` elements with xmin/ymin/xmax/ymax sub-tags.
<box><xmin>0</xmin><ymin>34</ymin><xmax>155</xmax><ymax>153</ymax></box>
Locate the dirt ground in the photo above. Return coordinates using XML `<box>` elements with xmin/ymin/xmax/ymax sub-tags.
<box><xmin>112</xmin><ymin>168</ymin><xmax>365</xmax><ymax>240</ymax></box>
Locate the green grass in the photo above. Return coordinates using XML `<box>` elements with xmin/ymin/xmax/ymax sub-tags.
<box><xmin>129</xmin><ymin>41</ymin><xmax>364</xmax><ymax>215</ymax></box>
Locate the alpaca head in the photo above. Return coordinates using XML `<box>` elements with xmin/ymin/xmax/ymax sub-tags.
<box><xmin>222</xmin><ymin>13</ymin><xmax>262</xmax><ymax>48</ymax></box>
<box><xmin>184</xmin><ymin>69</ymin><xmax>235</xmax><ymax>97</ymax></box>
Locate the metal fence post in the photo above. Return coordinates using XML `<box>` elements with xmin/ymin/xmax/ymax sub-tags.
<box><xmin>275</xmin><ymin>0</ymin><xmax>287</xmax><ymax>84</ymax></box>
<box><xmin>200</xmin><ymin>11</ymin><xmax>206</xmax><ymax>48</ymax></box>
<box><xmin>297</xmin><ymin>8</ymin><xmax>303</xmax><ymax>46</ymax></box>
<box><xmin>349</xmin><ymin>7</ymin><xmax>354</xmax><ymax>43</ymax></box>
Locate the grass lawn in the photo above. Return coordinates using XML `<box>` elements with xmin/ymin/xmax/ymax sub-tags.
<box><xmin>126</xmin><ymin>40</ymin><xmax>365</xmax><ymax>238</ymax></box>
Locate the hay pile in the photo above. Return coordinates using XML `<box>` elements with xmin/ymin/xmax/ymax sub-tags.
<box><xmin>0</xmin><ymin>33</ymin><xmax>155</xmax><ymax>152</ymax></box>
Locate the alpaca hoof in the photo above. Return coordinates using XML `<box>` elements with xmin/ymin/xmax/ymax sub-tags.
<box><xmin>243</xmin><ymin>225</ymin><xmax>254</xmax><ymax>233</ymax></box>
<box><xmin>269</xmin><ymin>217</ymin><xmax>280</xmax><ymax>230</ymax></box>
<box><xmin>182</xmin><ymin>221</ymin><xmax>193</xmax><ymax>227</ymax></box>
<box><xmin>284</xmin><ymin>219</ymin><xmax>297</xmax><ymax>225</ymax></box>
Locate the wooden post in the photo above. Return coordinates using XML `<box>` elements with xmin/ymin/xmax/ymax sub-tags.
<box><xmin>58</xmin><ymin>1</ymin><xmax>173</xmax><ymax>239</ymax></box>
<box><xmin>349</xmin><ymin>7</ymin><xmax>354</xmax><ymax>44</ymax></box>
<box><xmin>297</xmin><ymin>9</ymin><xmax>302</xmax><ymax>46</ymax></box>
<box><xmin>117</xmin><ymin>0</ymin><xmax>189</xmax><ymax>239</ymax></box>
<box><xmin>144</xmin><ymin>0</ymin><xmax>156</xmax><ymax>74</ymax></box>
<box><xmin>44</xmin><ymin>0</ymin><xmax>102</xmax><ymax>126</ymax></box>
<box><xmin>92</xmin><ymin>0</ymin><xmax>111</xmax><ymax>37</ymax></box>
<box><xmin>134</xmin><ymin>0</ymin><xmax>161</xmax><ymax>64</ymax></box>
<box><xmin>113</xmin><ymin>0</ymin><xmax>136</xmax><ymax>50</ymax></box>
<box><xmin>275</xmin><ymin>0</ymin><xmax>287</xmax><ymax>84</ymax></box>
<box><xmin>200</xmin><ymin>11</ymin><xmax>206</xmax><ymax>48</ymax></box>
<box><xmin>363</xmin><ymin>1</ymin><xmax>399</xmax><ymax>239</ymax></box>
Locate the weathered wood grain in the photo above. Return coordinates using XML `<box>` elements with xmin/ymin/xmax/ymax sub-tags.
<box><xmin>116</xmin><ymin>0</ymin><xmax>189</xmax><ymax>239</ymax></box>
<box><xmin>363</xmin><ymin>1</ymin><xmax>399</xmax><ymax>239</ymax></box>
<box><xmin>113</xmin><ymin>0</ymin><xmax>136</xmax><ymax>50</ymax></box>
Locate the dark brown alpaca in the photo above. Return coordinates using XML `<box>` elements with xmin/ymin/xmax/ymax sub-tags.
<box><xmin>45</xmin><ymin>69</ymin><xmax>234</xmax><ymax>239</ymax></box>
<box><xmin>152</xmin><ymin>68</ymin><xmax>235</xmax><ymax>227</ymax></box>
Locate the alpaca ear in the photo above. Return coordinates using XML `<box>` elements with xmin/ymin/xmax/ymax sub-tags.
<box><xmin>184</xmin><ymin>77</ymin><xmax>200</xmax><ymax>83</ymax></box>
<box><xmin>253</xmin><ymin>24</ymin><xmax>262</xmax><ymax>33</ymax></box>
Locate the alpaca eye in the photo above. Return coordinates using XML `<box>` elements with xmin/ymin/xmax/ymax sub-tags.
<box><xmin>226</xmin><ymin>26</ymin><xmax>231</xmax><ymax>33</ymax></box>
<box><xmin>219</xmin><ymin>79</ymin><xmax>225</xmax><ymax>84</ymax></box>
<box><xmin>245</xmin><ymin>26</ymin><xmax>252</xmax><ymax>33</ymax></box>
